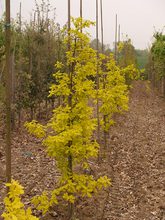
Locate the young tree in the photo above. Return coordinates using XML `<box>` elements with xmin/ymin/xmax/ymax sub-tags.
<box><xmin>2</xmin><ymin>180</ymin><xmax>39</xmax><ymax>220</ymax></box>
<box><xmin>25</xmin><ymin>18</ymin><xmax>110</xmax><ymax>218</ymax></box>
<box><xmin>118</xmin><ymin>38</ymin><xmax>137</xmax><ymax>68</ymax></box>
<box><xmin>99</xmin><ymin>54</ymin><xmax>129</xmax><ymax>149</ymax></box>
<box><xmin>151</xmin><ymin>32</ymin><xmax>165</xmax><ymax>95</ymax></box>
<box><xmin>13</xmin><ymin>0</ymin><xmax>64</xmax><ymax>121</ymax></box>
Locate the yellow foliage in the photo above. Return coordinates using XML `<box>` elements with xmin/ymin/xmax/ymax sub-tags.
<box><xmin>99</xmin><ymin>54</ymin><xmax>129</xmax><ymax>131</ymax></box>
<box><xmin>25</xmin><ymin>17</ymin><xmax>111</xmax><ymax>215</ymax></box>
<box><xmin>122</xmin><ymin>64</ymin><xmax>140</xmax><ymax>81</ymax></box>
<box><xmin>117</xmin><ymin>42</ymin><xmax>124</xmax><ymax>52</ymax></box>
<box><xmin>2</xmin><ymin>180</ymin><xmax>39</xmax><ymax>220</ymax></box>
<box><xmin>32</xmin><ymin>174</ymin><xmax>111</xmax><ymax>212</ymax></box>
<box><xmin>25</xmin><ymin>120</ymin><xmax>46</xmax><ymax>138</ymax></box>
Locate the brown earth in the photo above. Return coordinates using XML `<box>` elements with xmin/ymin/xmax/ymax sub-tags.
<box><xmin>0</xmin><ymin>81</ymin><xmax>165</xmax><ymax>220</ymax></box>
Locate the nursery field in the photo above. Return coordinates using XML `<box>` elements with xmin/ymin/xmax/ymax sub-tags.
<box><xmin>1</xmin><ymin>0</ymin><xmax>165</xmax><ymax>219</ymax></box>
<box><xmin>0</xmin><ymin>81</ymin><xmax>165</xmax><ymax>219</ymax></box>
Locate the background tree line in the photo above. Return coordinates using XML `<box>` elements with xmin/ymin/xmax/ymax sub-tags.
<box><xmin>146</xmin><ymin>32</ymin><xmax>165</xmax><ymax>97</ymax></box>
<box><xmin>0</xmin><ymin>0</ymin><xmax>148</xmax><ymax>127</ymax></box>
<box><xmin>0</xmin><ymin>0</ymin><xmax>67</xmax><ymax>126</ymax></box>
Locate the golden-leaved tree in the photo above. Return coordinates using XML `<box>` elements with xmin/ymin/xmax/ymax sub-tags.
<box><xmin>99</xmin><ymin>54</ymin><xmax>129</xmax><ymax>148</ymax></box>
<box><xmin>2</xmin><ymin>180</ymin><xmax>39</xmax><ymax>220</ymax></box>
<box><xmin>25</xmin><ymin>17</ymin><xmax>110</xmax><ymax>215</ymax></box>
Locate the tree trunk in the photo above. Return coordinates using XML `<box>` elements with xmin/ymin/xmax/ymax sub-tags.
<box><xmin>11</xmin><ymin>51</ymin><xmax>15</xmax><ymax>129</ymax></box>
<box><xmin>163</xmin><ymin>77</ymin><xmax>165</xmax><ymax>97</ymax></box>
<box><xmin>103</xmin><ymin>115</ymin><xmax>107</xmax><ymax>149</ymax></box>
<box><xmin>67</xmin><ymin>1</ymin><xmax>73</xmax><ymax>219</ymax></box>
<box><xmin>100</xmin><ymin>0</ymin><xmax>104</xmax><ymax>53</ymax></box>
<box><xmin>96</xmin><ymin>0</ymin><xmax>100</xmax><ymax>146</ymax></box>
<box><xmin>114</xmin><ymin>14</ymin><xmax>118</xmax><ymax>61</ymax></box>
<box><xmin>5</xmin><ymin>0</ymin><xmax>12</xmax><ymax>184</ymax></box>
<box><xmin>80</xmin><ymin>0</ymin><xmax>82</xmax><ymax>18</ymax></box>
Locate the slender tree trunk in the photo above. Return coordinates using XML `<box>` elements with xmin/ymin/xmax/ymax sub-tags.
<box><xmin>100</xmin><ymin>0</ymin><xmax>104</xmax><ymax>53</ymax></box>
<box><xmin>103</xmin><ymin>116</ymin><xmax>107</xmax><ymax>148</ymax></box>
<box><xmin>152</xmin><ymin>62</ymin><xmax>155</xmax><ymax>88</ymax></box>
<box><xmin>30</xmin><ymin>106</ymin><xmax>34</xmax><ymax>121</ymax></box>
<box><xmin>45</xmin><ymin>98</ymin><xmax>48</xmax><ymax>119</ymax></box>
<box><xmin>68</xmin><ymin>1</ymin><xmax>71</xmax><ymax>166</ymax></box>
<box><xmin>5</xmin><ymin>0</ymin><xmax>12</xmax><ymax>184</ymax></box>
<box><xmin>117</xmin><ymin>24</ymin><xmax>120</xmax><ymax>63</ymax></box>
<box><xmin>118</xmin><ymin>24</ymin><xmax>121</xmax><ymax>43</ymax></box>
<box><xmin>37</xmin><ymin>54</ymin><xmax>41</xmax><ymax>119</ymax></box>
<box><xmin>96</xmin><ymin>0</ymin><xmax>100</xmax><ymax>146</ymax></box>
<box><xmin>163</xmin><ymin>77</ymin><xmax>165</xmax><ymax>97</ymax></box>
<box><xmin>19</xmin><ymin>2</ymin><xmax>22</xmax><ymax>32</ymax></box>
<box><xmin>29</xmin><ymin>50</ymin><xmax>33</xmax><ymax>119</ymax></box>
<box><xmin>51</xmin><ymin>99</ymin><xmax>55</xmax><ymax>109</ymax></box>
<box><xmin>67</xmin><ymin>1</ymin><xmax>73</xmax><ymax>219</ymax></box>
<box><xmin>17</xmin><ymin>4</ymin><xmax>22</xmax><ymax>127</ymax></box>
<box><xmin>103</xmin><ymin>73</ymin><xmax>108</xmax><ymax>149</ymax></box>
<box><xmin>11</xmin><ymin>51</ymin><xmax>15</xmax><ymax>129</ymax></box>
<box><xmin>100</xmin><ymin>0</ymin><xmax>107</xmax><ymax>149</ymax></box>
<box><xmin>57</xmin><ymin>27</ymin><xmax>61</xmax><ymax>107</ymax></box>
<box><xmin>18</xmin><ymin>109</ymin><xmax>21</xmax><ymax>127</ymax></box>
<box><xmin>80</xmin><ymin>0</ymin><xmax>82</xmax><ymax>18</ymax></box>
<box><xmin>80</xmin><ymin>0</ymin><xmax>83</xmax><ymax>49</ymax></box>
<box><xmin>114</xmin><ymin>14</ymin><xmax>117</xmax><ymax>61</ymax></box>
<box><xmin>38</xmin><ymin>102</ymin><xmax>41</xmax><ymax>119</ymax></box>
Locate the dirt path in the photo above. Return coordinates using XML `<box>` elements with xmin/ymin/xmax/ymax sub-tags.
<box><xmin>101</xmin><ymin>81</ymin><xmax>165</xmax><ymax>220</ymax></box>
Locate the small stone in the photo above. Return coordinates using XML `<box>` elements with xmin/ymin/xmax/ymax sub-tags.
<box><xmin>50</xmin><ymin>211</ymin><xmax>58</xmax><ymax>217</ymax></box>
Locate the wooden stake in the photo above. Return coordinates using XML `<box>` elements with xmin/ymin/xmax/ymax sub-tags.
<box><xmin>19</xmin><ymin>2</ymin><xmax>22</xmax><ymax>32</ymax></box>
<box><xmin>67</xmin><ymin>1</ymin><xmax>73</xmax><ymax>219</ymax></box>
<box><xmin>68</xmin><ymin>0</ymin><xmax>71</xmax><ymax>52</ymax></box>
<box><xmin>80</xmin><ymin>0</ymin><xmax>82</xmax><ymax>18</ymax></box>
<box><xmin>100</xmin><ymin>0</ymin><xmax>107</xmax><ymax>149</ymax></box>
<box><xmin>80</xmin><ymin>0</ymin><xmax>83</xmax><ymax>36</ymax></box>
<box><xmin>118</xmin><ymin>24</ymin><xmax>120</xmax><ymax>43</ymax></box>
<box><xmin>96</xmin><ymin>0</ymin><xmax>100</xmax><ymax>145</ymax></box>
<box><xmin>96</xmin><ymin>0</ymin><xmax>99</xmax><ymax>53</ymax></box>
<box><xmin>100</xmin><ymin>0</ymin><xmax>104</xmax><ymax>53</ymax></box>
<box><xmin>68</xmin><ymin>1</ymin><xmax>72</xmax><ymax>171</ymax></box>
<box><xmin>117</xmin><ymin>24</ymin><xmax>120</xmax><ymax>64</ymax></box>
<box><xmin>5</xmin><ymin>0</ymin><xmax>11</xmax><ymax>183</ymax></box>
<box><xmin>114</xmin><ymin>14</ymin><xmax>117</xmax><ymax>61</ymax></box>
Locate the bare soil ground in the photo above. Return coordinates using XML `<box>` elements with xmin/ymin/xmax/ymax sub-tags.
<box><xmin>101</xmin><ymin>81</ymin><xmax>165</xmax><ymax>220</ymax></box>
<box><xmin>0</xmin><ymin>81</ymin><xmax>165</xmax><ymax>220</ymax></box>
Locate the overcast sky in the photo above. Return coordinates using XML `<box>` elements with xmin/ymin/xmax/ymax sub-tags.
<box><xmin>0</xmin><ymin>0</ymin><xmax>165</xmax><ymax>49</ymax></box>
